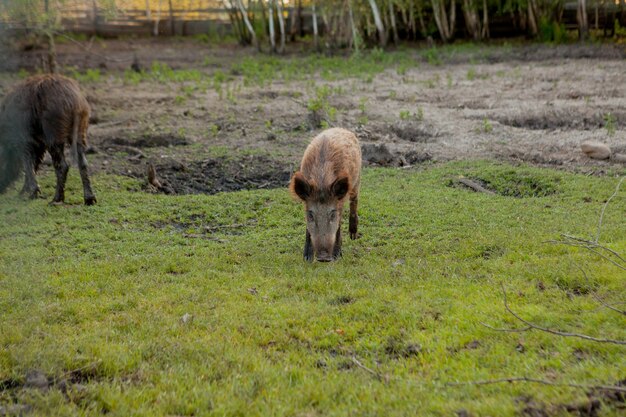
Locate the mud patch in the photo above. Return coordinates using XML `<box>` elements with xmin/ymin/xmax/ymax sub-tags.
<box><xmin>490</xmin><ymin>109</ymin><xmax>626</xmax><ymax>131</ymax></box>
<box><xmin>152</xmin><ymin>216</ymin><xmax>257</xmax><ymax>238</ymax></box>
<box><xmin>517</xmin><ymin>380</ymin><xmax>626</xmax><ymax>417</ymax></box>
<box><xmin>389</xmin><ymin>121</ymin><xmax>438</xmax><ymax>143</ymax></box>
<box><xmin>361</xmin><ymin>143</ymin><xmax>432</xmax><ymax>167</ymax></box>
<box><xmin>145</xmin><ymin>154</ymin><xmax>293</xmax><ymax>195</ymax></box>
<box><xmin>329</xmin><ymin>295</ymin><xmax>354</xmax><ymax>306</ymax></box>
<box><xmin>384</xmin><ymin>336</ymin><xmax>422</xmax><ymax>359</ymax></box>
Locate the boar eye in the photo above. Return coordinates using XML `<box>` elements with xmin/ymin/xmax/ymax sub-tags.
<box><xmin>307</xmin><ymin>210</ymin><xmax>314</xmax><ymax>222</ymax></box>
<box><xmin>329</xmin><ymin>210</ymin><xmax>337</xmax><ymax>220</ymax></box>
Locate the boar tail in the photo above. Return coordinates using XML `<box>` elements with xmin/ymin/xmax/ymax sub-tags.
<box><xmin>0</xmin><ymin>143</ymin><xmax>22</xmax><ymax>193</ymax></box>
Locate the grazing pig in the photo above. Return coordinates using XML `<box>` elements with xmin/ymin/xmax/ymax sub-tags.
<box><xmin>0</xmin><ymin>74</ymin><xmax>96</xmax><ymax>205</ymax></box>
<box><xmin>289</xmin><ymin>128</ymin><xmax>361</xmax><ymax>262</ymax></box>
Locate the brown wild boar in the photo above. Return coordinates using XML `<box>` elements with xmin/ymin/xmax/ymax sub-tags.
<box><xmin>290</xmin><ymin>128</ymin><xmax>361</xmax><ymax>262</ymax></box>
<box><xmin>0</xmin><ymin>74</ymin><xmax>96</xmax><ymax>205</ymax></box>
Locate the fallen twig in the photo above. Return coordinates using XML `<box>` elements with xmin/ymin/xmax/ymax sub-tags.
<box><xmin>446</xmin><ymin>376</ymin><xmax>626</xmax><ymax>392</ymax></box>
<box><xmin>457</xmin><ymin>177</ymin><xmax>496</xmax><ymax>195</ymax></box>
<box><xmin>500</xmin><ymin>283</ymin><xmax>626</xmax><ymax>345</ymax></box>
<box><xmin>351</xmin><ymin>356</ymin><xmax>383</xmax><ymax>380</ymax></box>
<box><xmin>351</xmin><ymin>356</ymin><xmax>626</xmax><ymax>393</ymax></box>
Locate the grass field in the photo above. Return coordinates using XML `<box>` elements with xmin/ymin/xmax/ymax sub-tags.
<box><xmin>1</xmin><ymin>161</ymin><xmax>624</xmax><ymax>416</ymax></box>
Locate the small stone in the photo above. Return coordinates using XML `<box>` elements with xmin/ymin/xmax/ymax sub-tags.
<box><xmin>464</xmin><ymin>340</ymin><xmax>481</xmax><ymax>349</ymax></box>
<box><xmin>392</xmin><ymin>259</ymin><xmax>405</xmax><ymax>267</ymax></box>
<box><xmin>24</xmin><ymin>370</ymin><xmax>49</xmax><ymax>390</ymax></box>
<box><xmin>581</xmin><ymin>141</ymin><xmax>611</xmax><ymax>160</ymax></box>
<box><xmin>180</xmin><ymin>313</ymin><xmax>193</xmax><ymax>324</ymax></box>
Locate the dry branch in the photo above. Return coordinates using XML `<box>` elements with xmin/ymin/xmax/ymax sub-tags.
<box><xmin>446</xmin><ymin>376</ymin><xmax>626</xmax><ymax>392</ymax></box>
<box><xmin>351</xmin><ymin>356</ymin><xmax>385</xmax><ymax>381</ymax></box>
<box><xmin>499</xmin><ymin>283</ymin><xmax>626</xmax><ymax>345</ymax></box>
<box><xmin>595</xmin><ymin>176</ymin><xmax>624</xmax><ymax>244</ymax></box>
<box><xmin>351</xmin><ymin>356</ymin><xmax>626</xmax><ymax>393</ymax></box>
<box><xmin>576</xmin><ymin>265</ymin><xmax>626</xmax><ymax>316</ymax></box>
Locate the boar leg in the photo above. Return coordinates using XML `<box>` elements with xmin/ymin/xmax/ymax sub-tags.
<box><xmin>76</xmin><ymin>142</ymin><xmax>96</xmax><ymax>205</ymax></box>
<box><xmin>49</xmin><ymin>144</ymin><xmax>69</xmax><ymax>204</ymax></box>
<box><xmin>349</xmin><ymin>195</ymin><xmax>359</xmax><ymax>239</ymax></box>
<box><xmin>20</xmin><ymin>152</ymin><xmax>40</xmax><ymax>199</ymax></box>
<box><xmin>74</xmin><ymin>114</ymin><xmax>96</xmax><ymax>205</ymax></box>
<box><xmin>333</xmin><ymin>227</ymin><xmax>342</xmax><ymax>260</ymax></box>
<box><xmin>303</xmin><ymin>229</ymin><xmax>313</xmax><ymax>262</ymax></box>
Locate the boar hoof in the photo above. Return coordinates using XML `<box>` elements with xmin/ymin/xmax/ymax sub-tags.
<box><xmin>84</xmin><ymin>196</ymin><xmax>97</xmax><ymax>206</ymax></box>
<box><xmin>21</xmin><ymin>187</ymin><xmax>41</xmax><ymax>199</ymax></box>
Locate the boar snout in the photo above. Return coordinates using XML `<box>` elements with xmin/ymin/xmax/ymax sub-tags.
<box><xmin>316</xmin><ymin>250</ymin><xmax>333</xmax><ymax>262</ymax></box>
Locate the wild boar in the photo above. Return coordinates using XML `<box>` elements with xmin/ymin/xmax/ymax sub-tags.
<box><xmin>289</xmin><ymin>128</ymin><xmax>361</xmax><ymax>262</ymax></box>
<box><xmin>0</xmin><ymin>74</ymin><xmax>96</xmax><ymax>205</ymax></box>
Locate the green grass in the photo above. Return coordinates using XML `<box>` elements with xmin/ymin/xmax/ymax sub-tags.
<box><xmin>0</xmin><ymin>162</ymin><xmax>625</xmax><ymax>416</ymax></box>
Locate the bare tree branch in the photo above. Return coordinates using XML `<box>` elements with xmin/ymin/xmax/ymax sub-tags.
<box><xmin>500</xmin><ymin>283</ymin><xmax>626</xmax><ymax>345</ymax></box>
<box><xmin>576</xmin><ymin>265</ymin><xmax>626</xmax><ymax>316</ymax></box>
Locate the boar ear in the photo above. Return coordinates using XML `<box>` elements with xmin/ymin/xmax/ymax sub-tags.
<box><xmin>331</xmin><ymin>175</ymin><xmax>350</xmax><ymax>200</ymax></box>
<box><xmin>290</xmin><ymin>172</ymin><xmax>311</xmax><ymax>201</ymax></box>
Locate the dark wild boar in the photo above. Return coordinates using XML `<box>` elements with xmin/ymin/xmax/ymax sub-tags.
<box><xmin>0</xmin><ymin>74</ymin><xmax>96</xmax><ymax>205</ymax></box>
<box><xmin>290</xmin><ymin>128</ymin><xmax>361</xmax><ymax>262</ymax></box>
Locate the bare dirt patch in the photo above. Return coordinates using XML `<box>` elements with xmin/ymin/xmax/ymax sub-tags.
<box><xmin>144</xmin><ymin>154</ymin><xmax>293</xmax><ymax>195</ymax></box>
<box><xmin>4</xmin><ymin>40</ymin><xmax>625</xmax><ymax>195</ymax></box>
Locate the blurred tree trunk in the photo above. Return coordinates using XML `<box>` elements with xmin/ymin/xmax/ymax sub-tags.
<box><xmin>461</xmin><ymin>0</ymin><xmax>488</xmax><ymax>40</ymax></box>
<box><xmin>154</xmin><ymin>0</ymin><xmax>162</xmax><ymax>36</ymax></box>
<box><xmin>312</xmin><ymin>2</ymin><xmax>320</xmax><ymax>51</ymax></box>
<box><xmin>368</xmin><ymin>0</ymin><xmax>387</xmax><ymax>46</ymax></box>
<box><xmin>481</xmin><ymin>0</ymin><xmax>489</xmax><ymax>38</ymax></box>
<box><xmin>348</xmin><ymin>0</ymin><xmax>360</xmax><ymax>52</ymax></box>
<box><xmin>389</xmin><ymin>0</ymin><xmax>399</xmax><ymax>44</ymax></box>
<box><xmin>577</xmin><ymin>0</ymin><xmax>589</xmax><ymax>40</ymax></box>
<box><xmin>461</xmin><ymin>0</ymin><xmax>480</xmax><ymax>40</ymax></box>
<box><xmin>145</xmin><ymin>0</ymin><xmax>151</xmax><ymax>18</ymax></box>
<box><xmin>236</xmin><ymin>0</ymin><xmax>259</xmax><ymax>49</ymax></box>
<box><xmin>268</xmin><ymin>0</ymin><xmax>276</xmax><ymax>52</ymax></box>
<box><xmin>44</xmin><ymin>0</ymin><xmax>57</xmax><ymax>73</ymax></box>
<box><xmin>527</xmin><ymin>0</ymin><xmax>538</xmax><ymax>37</ymax></box>
<box><xmin>276</xmin><ymin>0</ymin><xmax>286</xmax><ymax>53</ymax></box>
<box><xmin>290</xmin><ymin>0</ymin><xmax>302</xmax><ymax>40</ymax></box>
<box><xmin>431</xmin><ymin>0</ymin><xmax>455</xmax><ymax>42</ymax></box>
<box><xmin>168</xmin><ymin>0</ymin><xmax>174</xmax><ymax>35</ymax></box>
